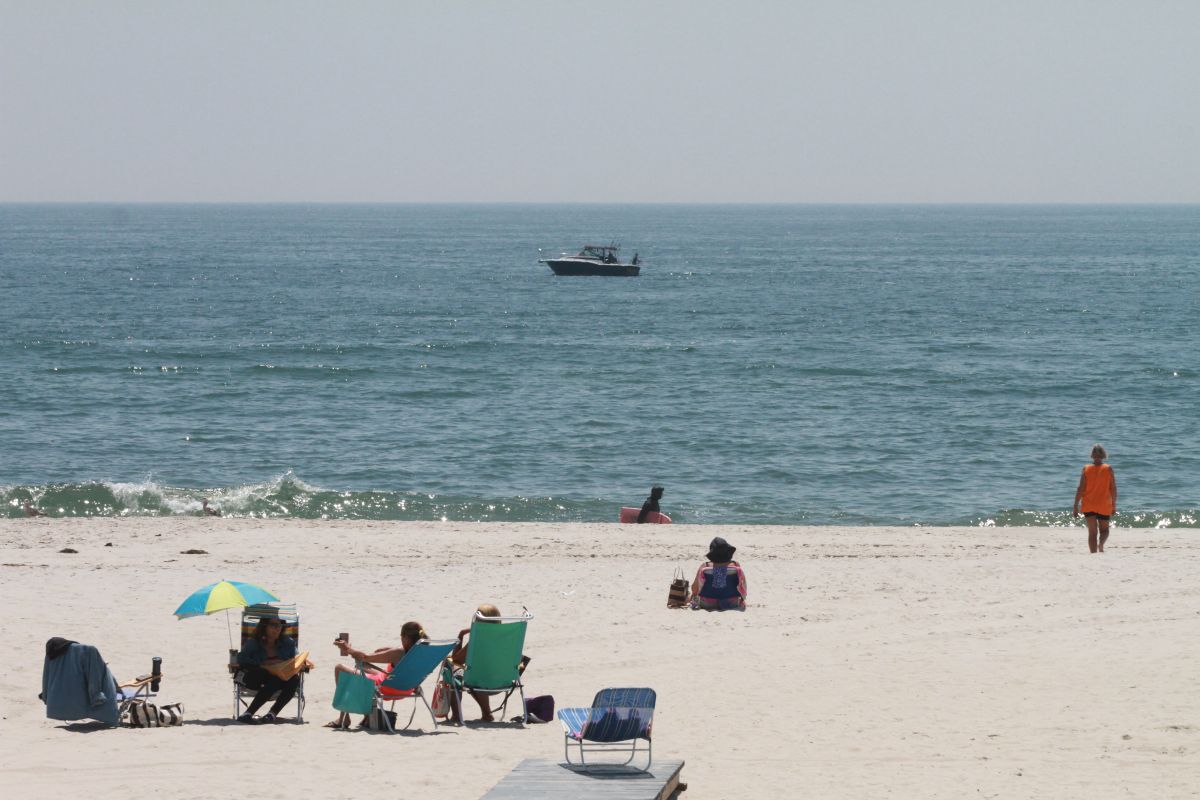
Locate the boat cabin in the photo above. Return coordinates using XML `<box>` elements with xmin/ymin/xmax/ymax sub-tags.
<box><xmin>577</xmin><ymin>245</ymin><xmax>621</xmax><ymax>263</ymax></box>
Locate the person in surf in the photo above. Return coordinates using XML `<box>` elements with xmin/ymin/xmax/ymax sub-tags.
<box><xmin>637</xmin><ymin>486</ymin><xmax>665</xmax><ymax>523</ymax></box>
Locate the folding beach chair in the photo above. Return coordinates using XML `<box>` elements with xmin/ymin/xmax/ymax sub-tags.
<box><xmin>116</xmin><ymin>671</ymin><xmax>161</xmax><ymax>717</ymax></box>
<box><xmin>372</xmin><ymin>638</ymin><xmax>457</xmax><ymax>733</ymax></box>
<box><xmin>41</xmin><ymin>640</ymin><xmax>159</xmax><ymax>727</ymax></box>
<box><xmin>230</xmin><ymin>603</ymin><xmax>307</xmax><ymax>722</ymax></box>
<box><xmin>558</xmin><ymin>687</ymin><xmax>656</xmax><ymax>771</ymax></box>
<box><xmin>447</xmin><ymin>609</ymin><xmax>533</xmax><ymax>724</ymax></box>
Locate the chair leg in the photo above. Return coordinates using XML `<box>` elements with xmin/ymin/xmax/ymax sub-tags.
<box><xmin>295</xmin><ymin>674</ymin><xmax>305</xmax><ymax>723</ymax></box>
<box><xmin>383</xmin><ymin>701</ymin><xmax>396</xmax><ymax>734</ymax></box>
<box><xmin>452</xmin><ymin>684</ymin><xmax>464</xmax><ymax>725</ymax></box>
<box><xmin>418</xmin><ymin>688</ymin><xmax>438</xmax><ymax>731</ymax></box>
<box><xmin>402</xmin><ymin>696</ymin><xmax>418</xmax><ymax>730</ymax></box>
<box><xmin>516</xmin><ymin>685</ymin><xmax>527</xmax><ymax>724</ymax></box>
<box><xmin>494</xmin><ymin>684</ymin><xmax>523</xmax><ymax>722</ymax></box>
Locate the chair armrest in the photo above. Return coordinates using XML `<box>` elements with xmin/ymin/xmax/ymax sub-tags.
<box><xmin>556</xmin><ymin>707</ymin><xmax>591</xmax><ymax>734</ymax></box>
<box><xmin>118</xmin><ymin>674</ymin><xmax>160</xmax><ymax>690</ymax></box>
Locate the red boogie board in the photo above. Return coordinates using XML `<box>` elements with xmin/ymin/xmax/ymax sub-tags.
<box><xmin>619</xmin><ymin>507</ymin><xmax>672</xmax><ymax>524</ymax></box>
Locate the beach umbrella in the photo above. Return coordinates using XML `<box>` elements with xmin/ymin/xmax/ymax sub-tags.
<box><xmin>174</xmin><ymin>579</ymin><xmax>280</xmax><ymax>648</ymax></box>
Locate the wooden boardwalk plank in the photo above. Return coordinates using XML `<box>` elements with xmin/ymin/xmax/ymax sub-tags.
<box><xmin>481</xmin><ymin>758</ymin><xmax>685</xmax><ymax>800</ymax></box>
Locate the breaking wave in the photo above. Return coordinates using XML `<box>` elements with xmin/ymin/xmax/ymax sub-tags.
<box><xmin>2</xmin><ymin>475</ymin><xmax>1197</xmax><ymax>527</ymax></box>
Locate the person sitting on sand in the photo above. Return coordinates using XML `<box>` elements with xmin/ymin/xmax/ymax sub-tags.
<box><xmin>23</xmin><ymin>500</ymin><xmax>46</xmax><ymax>517</ymax></box>
<box><xmin>202</xmin><ymin>499</ymin><xmax>221</xmax><ymax>517</ymax></box>
<box><xmin>236</xmin><ymin>617</ymin><xmax>301</xmax><ymax>723</ymax></box>
<box><xmin>691</xmin><ymin>537</ymin><xmax>747</xmax><ymax>611</ymax></box>
<box><xmin>1073</xmin><ymin>443</ymin><xmax>1118</xmax><ymax>554</ymax></box>
<box><xmin>327</xmin><ymin>621</ymin><xmax>428</xmax><ymax>729</ymax></box>
<box><xmin>446</xmin><ymin>604</ymin><xmax>528</xmax><ymax>724</ymax></box>
<box><xmin>637</xmin><ymin>486</ymin><xmax>665</xmax><ymax>523</ymax></box>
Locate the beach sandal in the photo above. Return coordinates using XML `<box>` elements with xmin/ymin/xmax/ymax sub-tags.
<box><xmin>324</xmin><ymin>714</ymin><xmax>350</xmax><ymax>729</ymax></box>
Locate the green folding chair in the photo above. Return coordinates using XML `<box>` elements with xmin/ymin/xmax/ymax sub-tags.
<box><xmin>448</xmin><ymin>609</ymin><xmax>533</xmax><ymax>724</ymax></box>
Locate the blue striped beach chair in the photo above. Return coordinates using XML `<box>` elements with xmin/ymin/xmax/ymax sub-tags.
<box><xmin>374</xmin><ymin>638</ymin><xmax>457</xmax><ymax>733</ymax></box>
<box><xmin>230</xmin><ymin>603</ymin><xmax>307</xmax><ymax>722</ymax></box>
<box><xmin>558</xmin><ymin>687</ymin><xmax>656</xmax><ymax>771</ymax></box>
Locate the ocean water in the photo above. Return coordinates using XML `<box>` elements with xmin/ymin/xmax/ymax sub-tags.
<box><xmin>1</xmin><ymin>204</ymin><xmax>1197</xmax><ymax>526</ymax></box>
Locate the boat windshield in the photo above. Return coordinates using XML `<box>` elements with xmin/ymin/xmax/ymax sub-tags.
<box><xmin>579</xmin><ymin>245</ymin><xmax>619</xmax><ymax>260</ymax></box>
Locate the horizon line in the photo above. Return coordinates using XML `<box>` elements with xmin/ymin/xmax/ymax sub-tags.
<box><xmin>2</xmin><ymin>200</ymin><xmax>1199</xmax><ymax>207</ymax></box>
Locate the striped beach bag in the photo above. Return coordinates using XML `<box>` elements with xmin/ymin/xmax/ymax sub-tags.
<box><xmin>158</xmin><ymin>703</ymin><xmax>184</xmax><ymax>726</ymax></box>
<box><xmin>667</xmin><ymin>567</ymin><xmax>690</xmax><ymax>608</ymax></box>
<box><xmin>127</xmin><ymin>700</ymin><xmax>160</xmax><ymax>728</ymax></box>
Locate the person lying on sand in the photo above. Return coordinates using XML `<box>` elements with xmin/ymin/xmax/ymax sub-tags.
<box><xmin>327</xmin><ymin>621</ymin><xmax>428</xmax><ymax>729</ymax></box>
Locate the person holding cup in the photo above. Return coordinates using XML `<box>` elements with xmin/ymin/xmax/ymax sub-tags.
<box><xmin>326</xmin><ymin>621</ymin><xmax>428</xmax><ymax>729</ymax></box>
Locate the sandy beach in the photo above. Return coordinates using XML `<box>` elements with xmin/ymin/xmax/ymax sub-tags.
<box><xmin>2</xmin><ymin>518</ymin><xmax>1199</xmax><ymax>799</ymax></box>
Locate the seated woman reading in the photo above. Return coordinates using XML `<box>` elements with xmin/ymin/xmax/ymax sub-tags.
<box><xmin>327</xmin><ymin>621</ymin><xmax>428</xmax><ymax>729</ymax></box>
<box><xmin>237</xmin><ymin>617</ymin><xmax>301</xmax><ymax>723</ymax></box>
<box><xmin>691</xmin><ymin>536</ymin><xmax>747</xmax><ymax>611</ymax></box>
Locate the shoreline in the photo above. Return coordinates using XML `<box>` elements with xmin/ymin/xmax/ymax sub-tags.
<box><xmin>4</xmin><ymin>519</ymin><xmax>1199</xmax><ymax>798</ymax></box>
<box><xmin>5</xmin><ymin>477</ymin><xmax>1194</xmax><ymax>529</ymax></box>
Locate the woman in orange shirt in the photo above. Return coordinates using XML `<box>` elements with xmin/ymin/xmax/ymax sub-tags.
<box><xmin>1073</xmin><ymin>444</ymin><xmax>1117</xmax><ymax>553</ymax></box>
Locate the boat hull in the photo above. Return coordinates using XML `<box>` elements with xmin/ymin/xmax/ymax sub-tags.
<box><xmin>542</xmin><ymin>259</ymin><xmax>640</xmax><ymax>277</ymax></box>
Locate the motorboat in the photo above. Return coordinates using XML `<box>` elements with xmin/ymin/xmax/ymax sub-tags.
<box><xmin>540</xmin><ymin>244</ymin><xmax>640</xmax><ymax>276</ymax></box>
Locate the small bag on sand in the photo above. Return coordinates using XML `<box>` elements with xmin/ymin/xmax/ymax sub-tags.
<box><xmin>668</xmin><ymin>567</ymin><xmax>690</xmax><ymax>608</ymax></box>
<box><xmin>523</xmin><ymin>695</ymin><xmax>555</xmax><ymax>723</ymax></box>
<box><xmin>364</xmin><ymin>707</ymin><xmax>397</xmax><ymax>732</ymax></box>
<box><xmin>157</xmin><ymin>703</ymin><xmax>184</xmax><ymax>726</ymax></box>
<box><xmin>127</xmin><ymin>700</ymin><xmax>161</xmax><ymax>728</ymax></box>
<box><xmin>431</xmin><ymin>678</ymin><xmax>451</xmax><ymax>719</ymax></box>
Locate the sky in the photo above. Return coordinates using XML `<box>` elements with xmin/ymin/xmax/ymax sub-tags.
<box><xmin>1</xmin><ymin>1</ymin><xmax>1197</xmax><ymax>203</ymax></box>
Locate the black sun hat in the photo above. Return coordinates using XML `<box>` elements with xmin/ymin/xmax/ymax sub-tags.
<box><xmin>706</xmin><ymin>537</ymin><xmax>736</xmax><ymax>563</ymax></box>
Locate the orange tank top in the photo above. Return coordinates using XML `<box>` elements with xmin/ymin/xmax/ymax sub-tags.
<box><xmin>1080</xmin><ymin>463</ymin><xmax>1113</xmax><ymax>515</ymax></box>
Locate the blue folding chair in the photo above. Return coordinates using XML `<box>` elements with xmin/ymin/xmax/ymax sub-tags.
<box><xmin>374</xmin><ymin>639</ymin><xmax>457</xmax><ymax>733</ymax></box>
<box><xmin>558</xmin><ymin>687</ymin><xmax>656</xmax><ymax>771</ymax></box>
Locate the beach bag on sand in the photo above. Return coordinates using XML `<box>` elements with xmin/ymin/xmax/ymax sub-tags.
<box><xmin>431</xmin><ymin>678</ymin><xmax>451</xmax><ymax>719</ymax></box>
<box><xmin>333</xmin><ymin>669</ymin><xmax>376</xmax><ymax>715</ymax></box>
<box><xmin>523</xmin><ymin>695</ymin><xmax>555</xmax><ymax>723</ymax></box>
<box><xmin>364</xmin><ymin>707</ymin><xmax>397</xmax><ymax>732</ymax></box>
<box><xmin>668</xmin><ymin>567</ymin><xmax>690</xmax><ymax>608</ymax></box>
<box><xmin>126</xmin><ymin>700</ymin><xmax>161</xmax><ymax>728</ymax></box>
<box><xmin>157</xmin><ymin>703</ymin><xmax>184</xmax><ymax>726</ymax></box>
